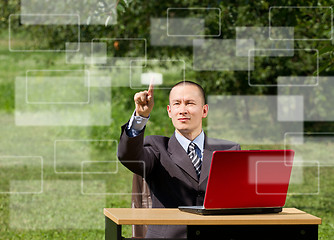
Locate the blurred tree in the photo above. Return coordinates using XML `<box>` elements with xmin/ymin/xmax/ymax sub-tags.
<box><xmin>1</xmin><ymin>0</ymin><xmax>334</xmax><ymax>132</ymax></box>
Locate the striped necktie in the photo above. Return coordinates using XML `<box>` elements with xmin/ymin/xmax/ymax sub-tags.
<box><xmin>187</xmin><ymin>142</ymin><xmax>202</xmax><ymax>179</ymax></box>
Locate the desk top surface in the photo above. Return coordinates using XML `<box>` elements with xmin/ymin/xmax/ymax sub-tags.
<box><xmin>104</xmin><ymin>208</ymin><xmax>321</xmax><ymax>225</ymax></box>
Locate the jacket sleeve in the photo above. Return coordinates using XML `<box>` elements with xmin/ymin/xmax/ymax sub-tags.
<box><xmin>117</xmin><ymin>122</ymin><xmax>158</xmax><ymax>177</ymax></box>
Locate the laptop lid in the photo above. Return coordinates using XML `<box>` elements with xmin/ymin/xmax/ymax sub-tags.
<box><xmin>203</xmin><ymin>150</ymin><xmax>294</xmax><ymax>209</ymax></box>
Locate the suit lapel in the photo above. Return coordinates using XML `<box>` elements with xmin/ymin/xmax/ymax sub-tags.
<box><xmin>168</xmin><ymin>133</ymin><xmax>199</xmax><ymax>182</ymax></box>
<box><xmin>199</xmin><ymin>135</ymin><xmax>214</xmax><ymax>184</ymax></box>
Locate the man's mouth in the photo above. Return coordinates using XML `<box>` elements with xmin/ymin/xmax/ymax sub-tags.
<box><xmin>178</xmin><ymin>118</ymin><xmax>190</xmax><ymax>122</ymax></box>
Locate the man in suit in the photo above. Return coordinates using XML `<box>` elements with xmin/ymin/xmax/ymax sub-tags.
<box><xmin>117</xmin><ymin>81</ymin><xmax>240</xmax><ymax>238</ymax></box>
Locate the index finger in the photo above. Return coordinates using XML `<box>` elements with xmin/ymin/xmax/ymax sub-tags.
<box><xmin>148</xmin><ymin>79</ymin><xmax>154</xmax><ymax>96</ymax></box>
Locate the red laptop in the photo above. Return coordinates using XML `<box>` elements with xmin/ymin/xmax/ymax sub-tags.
<box><xmin>179</xmin><ymin>150</ymin><xmax>295</xmax><ymax>215</ymax></box>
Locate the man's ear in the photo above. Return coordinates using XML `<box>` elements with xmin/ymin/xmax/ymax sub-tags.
<box><xmin>167</xmin><ymin>105</ymin><xmax>172</xmax><ymax>118</ymax></box>
<box><xmin>202</xmin><ymin>104</ymin><xmax>209</xmax><ymax>118</ymax></box>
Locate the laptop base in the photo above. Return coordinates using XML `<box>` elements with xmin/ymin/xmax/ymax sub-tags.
<box><xmin>178</xmin><ymin>206</ymin><xmax>282</xmax><ymax>215</ymax></box>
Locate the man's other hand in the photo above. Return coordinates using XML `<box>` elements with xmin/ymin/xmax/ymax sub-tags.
<box><xmin>134</xmin><ymin>82</ymin><xmax>154</xmax><ymax>118</ymax></box>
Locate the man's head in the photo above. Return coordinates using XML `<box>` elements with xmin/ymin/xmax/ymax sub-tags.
<box><xmin>167</xmin><ymin>81</ymin><xmax>208</xmax><ymax>140</ymax></box>
<box><xmin>169</xmin><ymin>81</ymin><xmax>206</xmax><ymax>105</ymax></box>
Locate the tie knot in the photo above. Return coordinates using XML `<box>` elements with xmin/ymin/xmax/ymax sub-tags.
<box><xmin>188</xmin><ymin>142</ymin><xmax>197</xmax><ymax>152</ymax></box>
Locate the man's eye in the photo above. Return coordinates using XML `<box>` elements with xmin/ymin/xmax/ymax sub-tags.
<box><xmin>174</xmin><ymin>102</ymin><xmax>180</xmax><ymax>105</ymax></box>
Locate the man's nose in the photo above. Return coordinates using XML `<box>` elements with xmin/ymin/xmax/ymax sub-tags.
<box><xmin>179</xmin><ymin>104</ymin><xmax>188</xmax><ymax>114</ymax></box>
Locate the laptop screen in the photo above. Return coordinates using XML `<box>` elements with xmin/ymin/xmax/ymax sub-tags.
<box><xmin>204</xmin><ymin>150</ymin><xmax>294</xmax><ymax>209</ymax></box>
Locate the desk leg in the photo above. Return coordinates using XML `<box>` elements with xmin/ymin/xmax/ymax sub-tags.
<box><xmin>187</xmin><ymin>225</ymin><xmax>318</xmax><ymax>240</ymax></box>
<box><xmin>105</xmin><ymin>216</ymin><xmax>122</xmax><ymax>240</ymax></box>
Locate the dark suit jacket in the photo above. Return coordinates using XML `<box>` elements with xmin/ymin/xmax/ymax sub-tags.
<box><xmin>117</xmin><ymin>123</ymin><xmax>241</xmax><ymax>239</ymax></box>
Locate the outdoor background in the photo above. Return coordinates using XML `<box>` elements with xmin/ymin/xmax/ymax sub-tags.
<box><xmin>0</xmin><ymin>0</ymin><xmax>334</xmax><ymax>239</ymax></box>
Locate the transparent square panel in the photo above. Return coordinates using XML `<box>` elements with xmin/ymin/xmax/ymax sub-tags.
<box><xmin>278</xmin><ymin>77</ymin><xmax>334</xmax><ymax>121</ymax></box>
<box><xmin>81</xmin><ymin>161</ymin><xmax>145</xmax><ymax>195</ymax></box>
<box><xmin>167</xmin><ymin>8</ymin><xmax>220</xmax><ymax>36</ymax></box>
<box><xmin>167</xmin><ymin>8</ymin><xmax>221</xmax><ymax>37</ymax></box>
<box><xmin>248</xmin><ymin>156</ymin><xmax>293</xmax><ymax>184</ymax></box>
<box><xmin>167</xmin><ymin>18</ymin><xmax>205</xmax><ymax>36</ymax></box>
<box><xmin>0</xmin><ymin>156</ymin><xmax>43</xmax><ymax>194</ymax></box>
<box><xmin>254</xmin><ymin>160</ymin><xmax>319</xmax><ymax>195</ymax></box>
<box><xmin>21</xmin><ymin>0</ymin><xmax>117</xmax><ymax>25</ymax></box>
<box><xmin>285</xmin><ymin>133</ymin><xmax>334</xmax><ymax>167</ymax></box>
<box><xmin>277</xmin><ymin>95</ymin><xmax>304</xmax><ymax>122</ymax></box>
<box><xmin>276</xmin><ymin>76</ymin><xmax>319</xmax><ymax>87</ymax></box>
<box><xmin>15</xmin><ymin>77</ymin><xmax>112</xmax><ymax>126</ymax></box>
<box><xmin>66</xmin><ymin>42</ymin><xmax>107</xmax><ymax>65</ymax></box>
<box><xmin>54</xmin><ymin>139</ymin><xmax>118</xmax><ymax>173</ymax></box>
<box><xmin>236</xmin><ymin>27</ymin><xmax>294</xmax><ymax>56</ymax></box>
<box><xmin>207</xmin><ymin>95</ymin><xmax>303</xmax><ymax>145</ymax></box>
<box><xmin>81</xmin><ymin>161</ymin><xmax>118</xmax><ymax>174</ymax></box>
<box><xmin>0</xmin><ymin>110</ymin><xmax>92</xmax><ymax>166</ymax></box>
<box><xmin>0</xmin><ymin>112</ymin><xmax>93</xmax><ymax>170</ymax></box>
<box><xmin>255</xmin><ymin>160</ymin><xmax>292</xmax><ymax>195</ymax></box>
<box><xmin>85</xmin><ymin>65</ymin><xmax>132</xmax><ymax>87</ymax></box>
<box><xmin>288</xmin><ymin>161</ymin><xmax>320</xmax><ymax>195</ymax></box>
<box><xmin>269</xmin><ymin>6</ymin><xmax>333</xmax><ymax>40</ymax></box>
<box><xmin>248</xmin><ymin>49</ymin><xmax>318</xmax><ymax>86</ymax></box>
<box><xmin>9</xmin><ymin>180</ymin><xmax>105</xmax><ymax>230</ymax></box>
<box><xmin>91</xmin><ymin>38</ymin><xmax>146</xmax><ymax>67</ymax></box>
<box><xmin>150</xmin><ymin>18</ymin><xmax>199</xmax><ymax>46</ymax></box>
<box><xmin>193</xmin><ymin>39</ymin><xmax>254</xmax><ymax>71</ymax></box>
<box><xmin>9</xmin><ymin>14</ymin><xmax>80</xmax><ymax>52</ymax></box>
<box><xmin>26</xmin><ymin>70</ymin><xmax>90</xmax><ymax>104</ymax></box>
<box><xmin>234</xmin><ymin>39</ymin><xmax>255</xmax><ymax>57</ymax></box>
<box><xmin>19</xmin><ymin>13</ymin><xmax>79</xmax><ymax>25</ymax></box>
<box><xmin>130</xmin><ymin>59</ymin><xmax>185</xmax><ymax>89</ymax></box>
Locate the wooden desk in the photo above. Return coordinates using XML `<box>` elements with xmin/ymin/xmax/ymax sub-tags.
<box><xmin>104</xmin><ymin>208</ymin><xmax>321</xmax><ymax>240</ymax></box>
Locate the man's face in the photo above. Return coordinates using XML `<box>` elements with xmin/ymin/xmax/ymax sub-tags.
<box><xmin>167</xmin><ymin>84</ymin><xmax>208</xmax><ymax>139</ymax></box>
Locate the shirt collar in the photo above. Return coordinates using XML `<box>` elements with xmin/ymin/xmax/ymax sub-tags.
<box><xmin>175</xmin><ymin>130</ymin><xmax>205</xmax><ymax>154</ymax></box>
